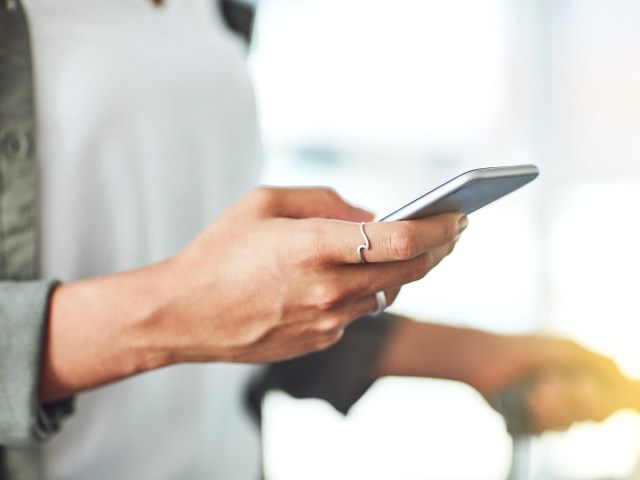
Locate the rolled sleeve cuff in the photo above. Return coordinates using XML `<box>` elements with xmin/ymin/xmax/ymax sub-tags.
<box><xmin>248</xmin><ymin>312</ymin><xmax>399</xmax><ymax>417</ymax></box>
<box><xmin>0</xmin><ymin>280</ymin><xmax>73</xmax><ymax>445</ymax></box>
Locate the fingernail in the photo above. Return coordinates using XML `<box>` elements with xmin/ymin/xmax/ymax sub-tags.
<box><xmin>458</xmin><ymin>215</ymin><xmax>469</xmax><ymax>232</ymax></box>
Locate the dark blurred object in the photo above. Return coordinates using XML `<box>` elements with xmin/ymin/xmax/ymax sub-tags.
<box><xmin>220</xmin><ymin>0</ymin><xmax>255</xmax><ymax>43</ymax></box>
<box><xmin>490</xmin><ymin>375</ymin><xmax>536</xmax><ymax>435</ymax></box>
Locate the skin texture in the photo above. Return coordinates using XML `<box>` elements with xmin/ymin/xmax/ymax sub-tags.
<box><xmin>39</xmin><ymin>184</ymin><xmax>637</xmax><ymax>433</ymax></box>
<box><xmin>39</xmin><ymin>187</ymin><xmax>466</xmax><ymax>402</ymax></box>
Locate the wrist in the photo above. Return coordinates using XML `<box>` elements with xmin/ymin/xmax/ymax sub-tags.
<box><xmin>455</xmin><ymin>332</ymin><xmax>536</xmax><ymax>397</ymax></box>
<box><xmin>39</xmin><ymin>261</ymin><xmax>176</xmax><ymax>402</ymax></box>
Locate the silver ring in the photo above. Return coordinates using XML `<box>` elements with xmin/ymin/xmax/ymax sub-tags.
<box><xmin>373</xmin><ymin>291</ymin><xmax>387</xmax><ymax>316</ymax></box>
<box><xmin>357</xmin><ymin>222</ymin><xmax>370</xmax><ymax>263</ymax></box>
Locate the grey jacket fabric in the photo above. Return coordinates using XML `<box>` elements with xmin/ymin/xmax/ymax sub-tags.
<box><xmin>0</xmin><ymin>0</ymin><xmax>39</xmax><ymax>282</ymax></box>
<box><xmin>0</xmin><ymin>282</ymin><xmax>67</xmax><ymax>480</ymax></box>
<box><xmin>0</xmin><ymin>282</ymin><xmax>68</xmax><ymax>446</ymax></box>
<box><xmin>0</xmin><ymin>0</ymin><xmax>72</xmax><ymax>478</ymax></box>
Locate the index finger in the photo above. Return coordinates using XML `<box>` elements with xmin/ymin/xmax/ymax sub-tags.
<box><xmin>312</xmin><ymin>212</ymin><xmax>468</xmax><ymax>264</ymax></box>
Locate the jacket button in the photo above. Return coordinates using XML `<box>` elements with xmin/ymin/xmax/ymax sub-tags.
<box><xmin>1</xmin><ymin>131</ymin><xmax>22</xmax><ymax>159</ymax></box>
<box><xmin>0</xmin><ymin>132</ymin><xmax>26</xmax><ymax>160</ymax></box>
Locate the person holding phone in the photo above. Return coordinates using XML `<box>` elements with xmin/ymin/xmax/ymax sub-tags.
<box><xmin>1</xmin><ymin>1</ymin><xmax>638</xmax><ymax>479</ymax></box>
<box><xmin>0</xmin><ymin>1</ymin><xmax>465</xmax><ymax>477</ymax></box>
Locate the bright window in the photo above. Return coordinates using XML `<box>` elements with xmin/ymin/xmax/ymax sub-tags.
<box><xmin>249</xmin><ymin>1</ymin><xmax>640</xmax><ymax>478</ymax></box>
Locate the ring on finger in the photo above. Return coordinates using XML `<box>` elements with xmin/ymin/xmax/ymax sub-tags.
<box><xmin>373</xmin><ymin>290</ymin><xmax>387</xmax><ymax>316</ymax></box>
<box><xmin>357</xmin><ymin>222</ymin><xmax>370</xmax><ymax>263</ymax></box>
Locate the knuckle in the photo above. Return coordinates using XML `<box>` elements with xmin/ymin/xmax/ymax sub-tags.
<box><xmin>286</xmin><ymin>221</ymin><xmax>325</xmax><ymax>268</ymax></box>
<box><xmin>305</xmin><ymin>242</ymin><xmax>326</xmax><ymax>267</ymax></box>
<box><xmin>446</xmin><ymin>218</ymin><xmax>460</xmax><ymax>240</ymax></box>
<box><xmin>440</xmin><ymin>217</ymin><xmax>460</xmax><ymax>243</ymax></box>
<box><xmin>309</xmin><ymin>282</ymin><xmax>344</xmax><ymax>311</ymax></box>
<box><xmin>304</xmin><ymin>221</ymin><xmax>330</xmax><ymax>265</ymax></box>
<box><xmin>316</xmin><ymin>315</ymin><xmax>344</xmax><ymax>334</ymax></box>
<box><xmin>387</xmin><ymin>225</ymin><xmax>418</xmax><ymax>260</ymax></box>
<box><xmin>428</xmin><ymin>215</ymin><xmax>458</xmax><ymax>246</ymax></box>
<box><xmin>248</xmin><ymin>186</ymin><xmax>277</xmax><ymax>210</ymax></box>
<box><xmin>408</xmin><ymin>254</ymin><xmax>432</xmax><ymax>281</ymax></box>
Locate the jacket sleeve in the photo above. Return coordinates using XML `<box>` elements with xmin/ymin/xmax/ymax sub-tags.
<box><xmin>248</xmin><ymin>312</ymin><xmax>399</xmax><ymax>417</ymax></box>
<box><xmin>0</xmin><ymin>280</ymin><xmax>73</xmax><ymax>446</ymax></box>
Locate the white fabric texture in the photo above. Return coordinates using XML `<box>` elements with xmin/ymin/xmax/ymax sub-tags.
<box><xmin>23</xmin><ymin>0</ymin><xmax>264</xmax><ymax>478</ymax></box>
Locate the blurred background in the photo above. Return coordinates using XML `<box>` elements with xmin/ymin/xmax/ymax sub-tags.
<box><xmin>247</xmin><ymin>0</ymin><xmax>640</xmax><ymax>478</ymax></box>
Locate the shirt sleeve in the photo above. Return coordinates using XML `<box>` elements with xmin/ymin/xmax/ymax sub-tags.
<box><xmin>0</xmin><ymin>280</ymin><xmax>73</xmax><ymax>446</ymax></box>
<box><xmin>248</xmin><ymin>312</ymin><xmax>399</xmax><ymax>417</ymax></box>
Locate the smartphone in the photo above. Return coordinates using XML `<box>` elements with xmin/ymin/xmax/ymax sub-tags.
<box><xmin>379</xmin><ymin>164</ymin><xmax>539</xmax><ymax>221</ymax></box>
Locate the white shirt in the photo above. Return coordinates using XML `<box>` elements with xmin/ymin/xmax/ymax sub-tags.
<box><xmin>23</xmin><ymin>0</ymin><xmax>264</xmax><ymax>478</ymax></box>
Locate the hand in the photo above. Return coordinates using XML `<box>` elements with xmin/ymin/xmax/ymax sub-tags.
<box><xmin>41</xmin><ymin>187</ymin><xmax>467</xmax><ymax>401</ymax></box>
<box><xmin>523</xmin><ymin>369</ymin><xmax>616</xmax><ymax>432</ymax></box>
<box><xmin>481</xmin><ymin>336</ymin><xmax>640</xmax><ymax>433</ymax></box>
<box><xmin>157</xmin><ymin>187</ymin><xmax>468</xmax><ymax>363</ymax></box>
<box><xmin>517</xmin><ymin>366</ymin><xmax>640</xmax><ymax>433</ymax></box>
<box><xmin>373</xmin><ymin>321</ymin><xmax>640</xmax><ymax>434</ymax></box>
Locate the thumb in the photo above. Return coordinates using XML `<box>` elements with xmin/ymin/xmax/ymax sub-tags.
<box><xmin>260</xmin><ymin>187</ymin><xmax>375</xmax><ymax>221</ymax></box>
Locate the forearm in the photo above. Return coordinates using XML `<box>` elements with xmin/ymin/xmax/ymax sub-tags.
<box><xmin>39</xmin><ymin>260</ymin><xmax>176</xmax><ymax>403</ymax></box>
<box><xmin>38</xmin><ymin>187</ymin><xmax>466</xmax><ymax>403</ymax></box>
<box><xmin>372</xmin><ymin>317</ymin><xmax>533</xmax><ymax>396</ymax></box>
<box><xmin>374</xmin><ymin>317</ymin><xmax>640</xmax><ymax>435</ymax></box>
